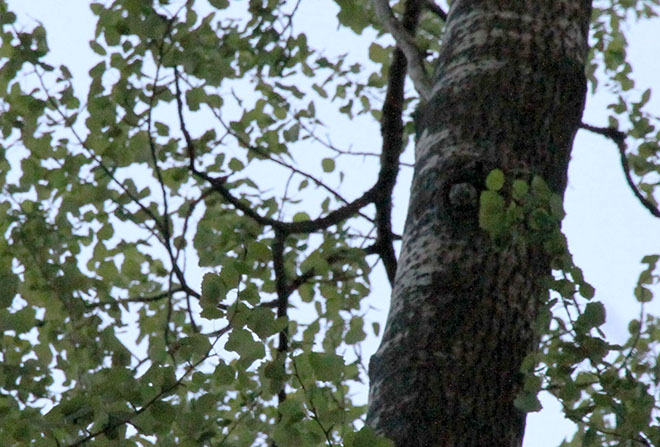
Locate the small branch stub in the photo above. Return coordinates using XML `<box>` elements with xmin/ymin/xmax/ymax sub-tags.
<box><xmin>448</xmin><ymin>182</ymin><xmax>478</xmax><ymax>210</ymax></box>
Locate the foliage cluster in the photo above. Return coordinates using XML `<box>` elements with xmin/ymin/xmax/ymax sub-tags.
<box><xmin>480</xmin><ymin>167</ymin><xmax>659</xmax><ymax>445</ymax></box>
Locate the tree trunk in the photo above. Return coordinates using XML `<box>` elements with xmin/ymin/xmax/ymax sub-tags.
<box><xmin>367</xmin><ymin>2</ymin><xmax>592</xmax><ymax>446</ymax></box>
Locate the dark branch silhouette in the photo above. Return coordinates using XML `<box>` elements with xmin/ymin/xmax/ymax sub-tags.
<box><xmin>580</xmin><ymin>122</ymin><xmax>660</xmax><ymax>218</ymax></box>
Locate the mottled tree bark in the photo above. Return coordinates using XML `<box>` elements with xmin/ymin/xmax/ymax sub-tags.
<box><xmin>367</xmin><ymin>2</ymin><xmax>592</xmax><ymax>446</ymax></box>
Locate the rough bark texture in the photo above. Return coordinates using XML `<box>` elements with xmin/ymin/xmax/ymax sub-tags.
<box><xmin>367</xmin><ymin>2</ymin><xmax>592</xmax><ymax>446</ymax></box>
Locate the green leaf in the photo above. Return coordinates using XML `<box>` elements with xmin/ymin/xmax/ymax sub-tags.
<box><xmin>200</xmin><ymin>273</ymin><xmax>226</xmax><ymax>318</ymax></box>
<box><xmin>321</xmin><ymin>158</ymin><xmax>335</xmax><ymax>173</ymax></box>
<box><xmin>579</xmin><ymin>282</ymin><xmax>595</xmax><ymax>299</ymax></box>
<box><xmin>512</xmin><ymin>180</ymin><xmax>529</xmax><ymax>200</ymax></box>
<box><xmin>278</xmin><ymin>398</ymin><xmax>305</xmax><ymax>424</ymax></box>
<box><xmin>186</xmin><ymin>87</ymin><xmax>206</xmax><ymax>111</ymax></box>
<box><xmin>149</xmin><ymin>401</ymin><xmax>176</xmax><ymax>426</ymax></box>
<box><xmin>298</xmin><ymin>283</ymin><xmax>314</xmax><ymax>302</ymax></box>
<box><xmin>582</xmin><ymin>428</ymin><xmax>598</xmax><ymax>447</ymax></box>
<box><xmin>154</xmin><ymin>121</ymin><xmax>169</xmax><ymax>136</ymax></box>
<box><xmin>209</xmin><ymin>0</ymin><xmax>229</xmax><ymax>8</ymax></box>
<box><xmin>89</xmin><ymin>40</ymin><xmax>106</xmax><ymax>55</ymax></box>
<box><xmin>528</xmin><ymin>208</ymin><xmax>552</xmax><ymax>231</ymax></box>
<box><xmin>228</xmin><ymin>157</ymin><xmax>244</xmax><ymax>172</ymax></box>
<box><xmin>635</xmin><ymin>285</ymin><xmax>653</xmax><ymax>303</ymax></box>
<box><xmin>336</xmin><ymin>0</ymin><xmax>371</xmax><ymax>34</ymax></box>
<box><xmin>247</xmin><ymin>307</ymin><xmax>286</xmax><ymax>339</ymax></box>
<box><xmin>576</xmin><ymin>301</ymin><xmax>606</xmax><ymax>331</ymax></box>
<box><xmin>219</xmin><ymin>264</ymin><xmax>240</xmax><ymax>288</ymax></box>
<box><xmin>89</xmin><ymin>3</ymin><xmax>104</xmax><ymax>15</ymax></box>
<box><xmin>513</xmin><ymin>391</ymin><xmax>542</xmax><ymax>413</ymax></box>
<box><xmin>60</xmin><ymin>65</ymin><xmax>72</xmax><ymax>80</ymax></box>
<box><xmin>531</xmin><ymin>176</ymin><xmax>551</xmax><ymax>199</ymax></box>
<box><xmin>345</xmin><ymin>316</ymin><xmax>366</xmax><ymax>344</ymax></box>
<box><xmin>368</xmin><ymin>43</ymin><xmax>390</xmax><ymax>64</ymax></box>
<box><xmin>345</xmin><ymin>426</ymin><xmax>394</xmax><ymax>447</ymax></box>
<box><xmin>213</xmin><ymin>362</ymin><xmax>235</xmax><ymax>385</ymax></box>
<box><xmin>628</xmin><ymin>319</ymin><xmax>641</xmax><ymax>335</ymax></box>
<box><xmin>0</xmin><ymin>272</ymin><xmax>18</xmax><ymax>307</ymax></box>
<box><xmin>293</xmin><ymin>212</ymin><xmax>310</xmax><ymax>222</ymax></box>
<box><xmin>225</xmin><ymin>328</ymin><xmax>265</xmax><ymax>368</ymax></box>
<box><xmin>308</xmin><ymin>352</ymin><xmax>344</xmax><ymax>382</ymax></box>
<box><xmin>284</xmin><ymin>123</ymin><xmax>300</xmax><ymax>142</ymax></box>
<box><xmin>485</xmin><ymin>169</ymin><xmax>505</xmax><ymax>191</ymax></box>
<box><xmin>201</xmin><ymin>273</ymin><xmax>226</xmax><ymax>303</ymax></box>
<box><xmin>479</xmin><ymin>190</ymin><xmax>506</xmax><ymax>234</ymax></box>
<box><xmin>179</xmin><ymin>334</ymin><xmax>212</xmax><ymax>360</ymax></box>
<box><xmin>247</xmin><ymin>241</ymin><xmax>271</xmax><ymax>262</ymax></box>
<box><xmin>641</xmin><ymin>254</ymin><xmax>659</xmax><ymax>266</ymax></box>
<box><xmin>1</xmin><ymin>307</ymin><xmax>37</xmax><ymax>333</ymax></box>
<box><xmin>312</xmin><ymin>84</ymin><xmax>328</xmax><ymax>98</ymax></box>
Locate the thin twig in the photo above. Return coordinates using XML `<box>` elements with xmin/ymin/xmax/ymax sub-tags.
<box><xmin>579</xmin><ymin>122</ymin><xmax>660</xmax><ymax>218</ymax></box>
<box><xmin>67</xmin><ymin>334</ymin><xmax>221</xmax><ymax>447</ymax></box>
<box><xmin>208</xmin><ymin>103</ymin><xmax>376</xmax><ymax>224</ymax></box>
<box><xmin>174</xmin><ymin>67</ymin><xmax>379</xmax><ymax>235</ymax></box>
<box><xmin>291</xmin><ymin>357</ymin><xmax>335</xmax><ymax>447</ymax></box>
<box><xmin>84</xmin><ymin>289</ymin><xmax>185</xmax><ymax>309</ymax></box>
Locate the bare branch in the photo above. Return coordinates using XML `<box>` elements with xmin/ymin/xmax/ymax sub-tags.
<box><xmin>580</xmin><ymin>122</ymin><xmax>660</xmax><ymax>219</ymax></box>
<box><xmin>296</xmin><ymin>119</ymin><xmax>415</xmax><ymax>167</ymax></box>
<box><xmin>272</xmin><ymin>230</ymin><xmax>289</xmax><ymax>406</ymax></box>
<box><xmin>209</xmin><ymin>107</ymin><xmax>376</xmax><ymax>224</ymax></box>
<box><xmin>85</xmin><ymin>289</ymin><xmax>185</xmax><ymax>309</ymax></box>
<box><xmin>370</xmin><ymin>0</ymin><xmax>425</xmax><ymax>285</ymax></box>
<box><xmin>286</xmin><ymin>269</ymin><xmax>316</xmax><ymax>296</ymax></box>
<box><xmin>425</xmin><ymin>0</ymin><xmax>447</xmax><ymax>21</ymax></box>
<box><xmin>372</xmin><ymin>0</ymin><xmax>432</xmax><ymax>100</ymax></box>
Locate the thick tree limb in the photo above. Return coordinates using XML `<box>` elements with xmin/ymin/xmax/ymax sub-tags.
<box><xmin>372</xmin><ymin>0</ymin><xmax>432</xmax><ymax>100</ymax></box>
<box><xmin>580</xmin><ymin>122</ymin><xmax>660</xmax><ymax>218</ymax></box>
<box><xmin>272</xmin><ymin>230</ymin><xmax>289</xmax><ymax>407</ymax></box>
<box><xmin>197</xmin><ymin>169</ymin><xmax>379</xmax><ymax>234</ymax></box>
<box><xmin>370</xmin><ymin>0</ymin><xmax>425</xmax><ymax>285</ymax></box>
<box><xmin>368</xmin><ymin>2</ymin><xmax>592</xmax><ymax>445</ymax></box>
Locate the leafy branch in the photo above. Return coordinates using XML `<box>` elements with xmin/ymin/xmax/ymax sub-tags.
<box><xmin>34</xmin><ymin>66</ymin><xmax>203</xmax><ymax>315</ymax></box>
<box><xmin>66</xmin><ymin>334</ymin><xmax>225</xmax><ymax>447</ymax></box>
<box><xmin>174</xmin><ymin>65</ymin><xmax>380</xmax><ymax>236</ymax></box>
